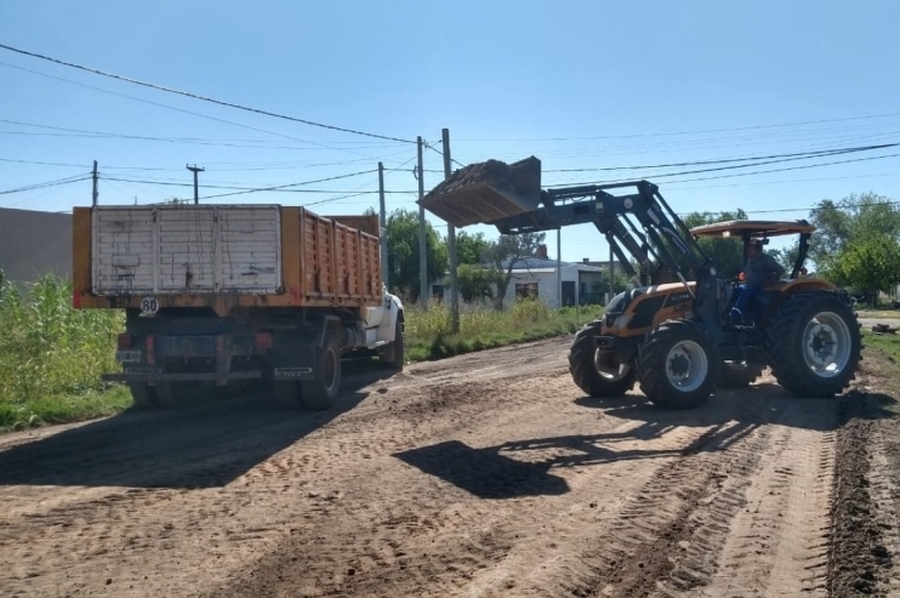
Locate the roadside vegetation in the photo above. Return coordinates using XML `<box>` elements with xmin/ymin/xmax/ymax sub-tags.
<box><xmin>0</xmin><ymin>275</ymin><xmax>128</xmax><ymax>430</ymax></box>
<box><xmin>0</xmin><ymin>274</ymin><xmax>605</xmax><ymax>431</ymax></box>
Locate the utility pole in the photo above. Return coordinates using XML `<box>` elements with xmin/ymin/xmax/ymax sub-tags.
<box><xmin>442</xmin><ymin>128</ymin><xmax>459</xmax><ymax>333</ymax></box>
<box><xmin>378</xmin><ymin>161</ymin><xmax>389</xmax><ymax>289</ymax></box>
<box><xmin>92</xmin><ymin>160</ymin><xmax>98</xmax><ymax>206</ymax></box>
<box><xmin>557</xmin><ymin>227</ymin><xmax>562</xmax><ymax>307</ymax></box>
<box><xmin>417</xmin><ymin>136</ymin><xmax>428</xmax><ymax>303</ymax></box>
<box><xmin>186</xmin><ymin>164</ymin><xmax>204</xmax><ymax>204</ymax></box>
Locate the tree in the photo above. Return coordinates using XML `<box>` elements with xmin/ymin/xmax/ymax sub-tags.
<box><xmin>457</xmin><ymin>263</ymin><xmax>497</xmax><ymax>303</ymax></box>
<box><xmin>483</xmin><ymin>232</ymin><xmax>546</xmax><ymax>309</ymax></box>
<box><xmin>456</xmin><ymin>231</ymin><xmax>491</xmax><ymax>265</ymax></box>
<box><xmin>382</xmin><ymin>208</ymin><xmax>448</xmax><ymax>301</ymax></box>
<box><xmin>682</xmin><ymin>209</ymin><xmax>748</xmax><ymax>279</ymax></box>
<box><xmin>809</xmin><ymin>192</ymin><xmax>900</xmax><ymax>267</ymax></box>
<box><xmin>830</xmin><ymin>236</ymin><xmax>900</xmax><ymax>306</ymax></box>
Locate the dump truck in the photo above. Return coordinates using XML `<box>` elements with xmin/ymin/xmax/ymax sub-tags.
<box><xmin>73</xmin><ymin>203</ymin><xmax>405</xmax><ymax>410</ymax></box>
<box><xmin>421</xmin><ymin>157</ymin><xmax>861</xmax><ymax>409</ymax></box>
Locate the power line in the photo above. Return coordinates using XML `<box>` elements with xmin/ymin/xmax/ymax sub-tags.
<box><xmin>0</xmin><ymin>173</ymin><xmax>92</xmax><ymax>196</ymax></box>
<box><xmin>0</xmin><ymin>43</ymin><xmax>416</xmax><ymax>144</ymax></box>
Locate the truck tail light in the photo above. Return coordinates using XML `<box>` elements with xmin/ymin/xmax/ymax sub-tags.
<box><xmin>146</xmin><ymin>336</ymin><xmax>156</xmax><ymax>365</ymax></box>
<box><xmin>117</xmin><ymin>333</ymin><xmax>133</xmax><ymax>350</ymax></box>
<box><xmin>255</xmin><ymin>332</ymin><xmax>273</xmax><ymax>352</ymax></box>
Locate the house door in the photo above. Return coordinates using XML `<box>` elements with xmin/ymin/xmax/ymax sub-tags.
<box><xmin>562</xmin><ymin>281</ymin><xmax>576</xmax><ymax>307</ymax></box>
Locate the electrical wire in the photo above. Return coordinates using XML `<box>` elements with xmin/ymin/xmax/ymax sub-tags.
<box><xmin>0</xmin><ymin>43</ymin><xmax>415</xmax><ymax>144</ymax></box>
<box><xmin>0</xmin><ymin>173</ymin><xmax>92</xmax><ymax>196</ymax></box>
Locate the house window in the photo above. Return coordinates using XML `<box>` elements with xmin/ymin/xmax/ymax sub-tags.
<box><xmin>515</xmin><ymin>282</ymin><xmax>539</xmax><ymax>299</ymax></box>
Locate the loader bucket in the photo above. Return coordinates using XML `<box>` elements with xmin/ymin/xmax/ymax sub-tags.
<box><xmin>419</xmin><ymin>156</ymin><xmax>543</xmax><ymax>227</ymax></box>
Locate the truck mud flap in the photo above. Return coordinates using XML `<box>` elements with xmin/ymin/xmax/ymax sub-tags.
<box><xmin>419</xmin><ymin>156</ymin><xmax>543</xmax><ymax>227</ymax></box>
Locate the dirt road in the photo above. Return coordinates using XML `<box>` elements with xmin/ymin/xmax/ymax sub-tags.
<box><xmin>1</xmin><ymin>337</ymin><xmax>898</xmax><ymax>598</ymax></box>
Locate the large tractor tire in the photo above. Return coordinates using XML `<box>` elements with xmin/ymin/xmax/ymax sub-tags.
<box><xmin>301</xmin><ymin>329</ymin><xmax>342</xmax><ymax>410</ymax></box>
<box><xmin>568</xmin><ymin>320</ymin><xmax>636</xmax><ymax>397</ymax></box>
<box><xmin>766</xmin><ymin>290</ymin><xmax>861</xmax><ymax>398</ymax></box>
<box><xmin>718</xmin><ymin>362</ymin><xmax>765</xmax><ymax>388</ymax></box>
<box><xmin>636</xmin><ymin>320</ymin><xmax>717</xmax><ymax>409</ymax></box>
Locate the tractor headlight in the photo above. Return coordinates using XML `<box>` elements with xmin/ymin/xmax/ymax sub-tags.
<box><xmin>612</xmin><ymin>314</ymin><xmax>633</xmax><ymax>329</ymax></box>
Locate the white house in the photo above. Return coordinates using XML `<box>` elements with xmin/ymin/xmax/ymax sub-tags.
<box><xmin>436</xmin><ymin>256</ymin><xmax>614</xmax><ymax>309</ymax></box>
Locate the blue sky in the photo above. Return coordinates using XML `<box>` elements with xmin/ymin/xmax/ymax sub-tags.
<box><xmin>2</xmin><ymin>1</ymin><xmax>899</xmax><ymax>261</ymax></box>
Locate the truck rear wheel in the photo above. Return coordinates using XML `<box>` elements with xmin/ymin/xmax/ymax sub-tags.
<box><xmin>636</xmin><ymin>320</ymin><xmax>716</xmax><ymax>409</ymax></box>
<box><xmin>301</xmin><ymin>329</ymin><xmax>341</xmax><ymax>410</ymax></box>
<box><xmin>766</xmin><ymin>291</ymin><xmax>861</xmax><ymax>398</ymax></box>
<box><xmin>569</xmin><ymin>320</ymin><xmax>635</xmax><ymax>397</ymax></box>
<box><xmin>128</xmin><ymin>382</ymin><xmax>159</xmax><ymax>409</ymax></box>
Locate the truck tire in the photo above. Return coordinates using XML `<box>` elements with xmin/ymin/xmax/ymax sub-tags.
<box><xmin>718</xmin><ymin>362</ymin><xmax>764</xmax><ymax>388</ymax></box>
<box><xmin>301</xmin><ymin>329</ymin><xmax>341</xmax><ymax>410</ymax></box>
<box><xmin>766</xmin><ymin>291</ymin><xmax>861</xmax><ymax>398</ymax></box>
<box><xmin>636</xmin><ymin>320</ymin><xmax>717</xmax><ymax>409</ymax></box>
<box><xmin>128</xmin><ymin>382</ymin><xmax>159</xmax><ymax>409</ymax></box>
<box><xmin>380</xmin><ymin>315</ymin><xmax>405</xmax><ymax>370</ymax></box>
<box><xmin>272</xmin><ymin>381</ymin><xmax>303</xmax><ymax>408</ymax></box>
<box><xmin>568</xmin><ymin>320</ymin><xmax>636</xmax><ymax>397</ymax></box>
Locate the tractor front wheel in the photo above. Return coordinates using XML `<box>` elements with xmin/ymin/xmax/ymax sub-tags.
<box><xmin>637</xmin><ymin>320</ymin><xmax>717</xmax><ymax>409</ymax></box>
<box><xmin>569</xmin><ymin>320</ymin><xmax>636</xmax><ymax>398</ymax></box>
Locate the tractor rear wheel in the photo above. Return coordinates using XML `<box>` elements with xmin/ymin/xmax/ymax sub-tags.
<box><xmin>569</xmin><ymin>320</ymin><xmax>636</xmax><ymax>397</ymax></box>
<box><xmin>637</xmin><ymin>320</ymin><xmax>717</xmax><ymax>409</ymax></box>
<box><xmin>766</xmin><ymin>291</ymin><xmax>861</xmax><ymax>398</ymax></box>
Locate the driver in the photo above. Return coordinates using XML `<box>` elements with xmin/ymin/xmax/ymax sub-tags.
<box><xmin>730</xmin><ymin>238</ymin><xmax>785</xmax><ymax>322</ymax></box>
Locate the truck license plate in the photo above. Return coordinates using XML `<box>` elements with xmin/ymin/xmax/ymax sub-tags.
<box><xmin>117</xmin><ymin>350</ymin><xmax>142</xmax><ymax>363</ymax></box>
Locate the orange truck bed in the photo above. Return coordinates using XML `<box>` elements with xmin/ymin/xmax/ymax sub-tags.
<box><xmin>73</xmin><ymin>204</ymin><xmax>383</xmax><ymax>315</ymax></box>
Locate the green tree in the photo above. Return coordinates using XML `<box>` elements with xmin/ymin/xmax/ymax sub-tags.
<box><xmin>457</xmin><ymin>263</ymin><xmax>498</xmax><ymax>303</ymax></box>
<box><xmin>682</xmin><ymin>209</ymin><xmax>748</xmax><ymax>278</ymax></box>
<box><xmin>831</xmin><ymin>236</ymin><xmax>900</xmax><ymax>306</ymax></box>
<box><xmin>484</xmin><ymin>232</ymin><xmax>546</xmax><ymax>309</ymax></box>
<box><xmin>382</xmin><ymin>208</ymin><xmax>448</xmax><ymax>301</ymax></box>
<box><xmin>809</xmin><ymin>192</ymin><xmax>900</xmax><ymax>267</ymax></box>
<box><xmin>456</xmin><ymin>231</ymin><xmax>491</xmax><ymax>265</ymax></box>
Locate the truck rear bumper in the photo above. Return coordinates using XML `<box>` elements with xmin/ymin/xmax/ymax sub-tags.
<box><xmin>103</xmin><ymin>370</ymin><xmax>261</xmax><ymax>384</ymax></box>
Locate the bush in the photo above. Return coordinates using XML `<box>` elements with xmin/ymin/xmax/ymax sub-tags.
<box><xmin>0</xmin><ymin>275</ymin><xmax>123</xmax><ymax>409</ymax></box>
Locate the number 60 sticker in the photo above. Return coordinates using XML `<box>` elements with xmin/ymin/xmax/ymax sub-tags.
<box><xmin>140</xmin><ymin>296</ymin><xmax>160</xmax><ymax>316</ymax></box>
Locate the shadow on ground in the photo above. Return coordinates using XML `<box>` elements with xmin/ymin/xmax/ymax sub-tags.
<box><xmin>0</xmin><ymin>363</ymin><xmax>395</xmax><ymax>490</ymax></box>
<box><xmin>395</xmin><ymin>383</ymin><xmax>897</xmax><ymax>500</ymax></box>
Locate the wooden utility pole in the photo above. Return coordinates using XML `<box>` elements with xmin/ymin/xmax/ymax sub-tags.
<box><xmin>378</xmin><ymin>162</ymin><xmax>389</xmax><ymax>288</ymax></box>
<box><xmin>186</xmin><ymin>164</ymin><xmax>204</xmax><ymax>204</ymax></box>
<box><xmin>442</xmin><ymin>128</ymin><xmax>459</xmax><ymax>333</ymax></box>
<box><xmin>92</xmin><ymin>160</ymin><xmax>98</xmax><ymax>206</ymax></box>
<box><xmin>417</xmin><ymin>136</ymin><xmax>428</xmax><ymax>303</ymax></box>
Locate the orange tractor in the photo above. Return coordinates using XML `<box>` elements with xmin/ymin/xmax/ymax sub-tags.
<box><xmin>421</xmin><ymin>157</ymin><xmax>861</xmax><ymax>409</ymax></box>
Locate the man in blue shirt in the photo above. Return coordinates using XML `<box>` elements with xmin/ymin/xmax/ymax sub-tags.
<box><xmin>730</xmin><ymin>239</ymin><xmax>786</xmax><ymax>323</ymax></box>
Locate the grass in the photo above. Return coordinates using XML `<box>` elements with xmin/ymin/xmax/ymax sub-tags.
<box><xmin>862</xmin><ymin>329</ymin><xmax>900</xmax><ymax>363</ymax></box>
<box><xmin>0</xmin><ymin>275</ymin><xmax>125</xmax><ymax>431</ymax></box>
<box><xmin>404</xmin><ymin>299</ymin><xmax>605</xmax><ymax>362</ymax></box>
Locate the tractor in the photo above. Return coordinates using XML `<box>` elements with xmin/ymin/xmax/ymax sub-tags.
<box><xmin>419</xmin><ymin>156</ymin><xmax>861</xmax><ymax>409</ymax></box>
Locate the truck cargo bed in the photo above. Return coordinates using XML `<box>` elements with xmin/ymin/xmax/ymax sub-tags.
<box><xmin>74</xmin><ymin>205</ymin><xmax>382</xmax><ymax>314</ymax></box>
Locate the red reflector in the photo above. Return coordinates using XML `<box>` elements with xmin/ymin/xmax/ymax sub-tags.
<box><xmin>117</xmin><ymin>333</ymin><xmax>133</xmax><ymax>350</ymax></box>
<box><xmin>72</xmin><ymin>288</ymin><xmax>82</xmax><ymax>309</ymax></box>
<box><xmin>146</xmin><ymin>336</ymin><xmax>155</xmax><ymax>365</ymax></box>
<box><xmin>255</xmin><ymin>332</ymin><xmax>273</xmax><ymax>351</ymax></box>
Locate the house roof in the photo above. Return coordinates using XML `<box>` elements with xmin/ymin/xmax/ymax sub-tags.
<box><xmin>496</xmin><ymin>256</ymin><xmax>605</xmax><ymax>271</ymax></box>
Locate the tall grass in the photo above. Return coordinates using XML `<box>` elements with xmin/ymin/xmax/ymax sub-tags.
<box><xmin>404</xmin><ymin>298</ymin><xmax>605</xmax><ymax>361</ymax></box>
<box><xmin>0</xmin><ymin>275</ymin><xmax>126</xmax><ymax>428</ymax></box>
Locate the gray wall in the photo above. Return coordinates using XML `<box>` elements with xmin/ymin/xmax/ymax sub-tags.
<box><xmin>0</xmin><ymin>207</ymin><xmax>72</xmax><ymax>284</ymax></box>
